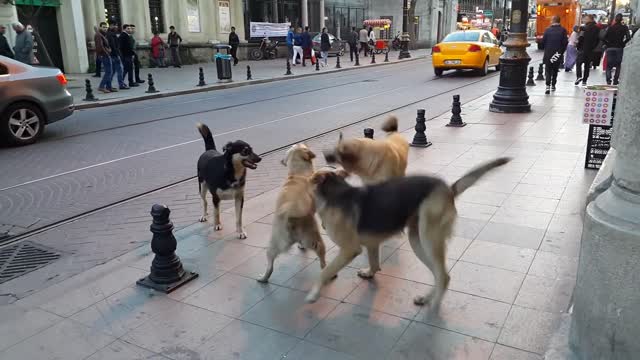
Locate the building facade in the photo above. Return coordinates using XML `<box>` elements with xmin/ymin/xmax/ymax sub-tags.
<box><xmin>0</xmin><ymin>0</ymin><xmax>457</xmax><ymax>74</ymax></box>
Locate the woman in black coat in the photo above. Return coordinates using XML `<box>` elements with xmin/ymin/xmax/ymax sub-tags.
<box><xmin>320</xmin><ymin>27</ymin><xmax>331</xmax><ymax>67</ymax></box>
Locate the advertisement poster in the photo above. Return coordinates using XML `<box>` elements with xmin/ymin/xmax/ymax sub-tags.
<box><xmin>218</xmin><ymin>1</ymin><xmax>231</xmax><ymax>33</ymax></box>
<box><xmin>583</xmin><ymin>88</ymin><xmax>615</xmax><ymax>126</ymax></box>
<box><xmin>249</xmin><ymin>22</ymin><xmax>290</xmax><ymax>38</ymax></box>
<box><xmin>187</xmin><ymin>0</ymin><xmax>201</xmax><ymax>33</ymax></box>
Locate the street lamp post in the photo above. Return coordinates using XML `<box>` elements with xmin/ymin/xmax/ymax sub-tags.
<box><xmin>399</xmin><ymin>0</ymin><xmax>411</xmax><ymax>59</ymax></box>
<box><xmin>489</xmin><ymin>0</ymin><xmax>531</xmax><ymax>113</ymax></box>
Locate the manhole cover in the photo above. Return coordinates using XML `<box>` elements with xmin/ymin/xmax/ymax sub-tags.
<box><xmin>0</xmin><ymin>242</ymin><xmax>60</xmax><ymax>284</ymax></box>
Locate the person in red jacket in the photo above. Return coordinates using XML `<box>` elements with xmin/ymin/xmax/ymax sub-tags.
<box><xmin>150</xmin><ymin>31</ymin><xmax>167</xmax><ymax>68</ymax></box>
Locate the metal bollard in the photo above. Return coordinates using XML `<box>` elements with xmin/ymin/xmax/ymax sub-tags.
<box><xmin>83</xmin><ymin>79</ymin><xmax>98</xmax><ymax>101</ymax></box>
<box><xmin>355</xmin><ymin>50</ymin><xmax>360</xmax><ymax>66</ymax></box>
<box><xmin>197</xmin><ymin>67</ymin><xmax>206</xmax><ymax>86</ymax></box>
<box><xmin>336</xmin><ymin>54</ymin><xmax>342</xmax><ymax>69</ymax></box>
<box><xmin>247</xmin><ymin>65</ymin><xmax>252</xmax><ymax>80</ymax></box>
<box><xmin>410</xmin><ymin>109</ymin><xmax>432</xmax><ymax>148</ymax></box>
<box><xmin>371</xmin><ymin>52</ymin><xmax>376</xmax><ymax>64</ymax></box>
<box><xmin>146</xmin><ymin>73</ymin><xmax>159</xmax><ymax>93</ymax></box>
<box><xmin>316</xmin><ymin>58</ymin><xmax>320</xmax><ymax>71</ymax></box>
<box><xmin>536</xmin><ymin>63</ymin><xmax>545</xmax><ymax>81</ymax></box>
<box><xmin>364</xmin><ymin>128</ymin><xmax>374</xmax><ymax>139</ymax></box>
<box><xmin>446</xmin><ymin>94</ymin><xmax>467</xmax><ymax>127</ymax></box>
<box><xmin>384</xmin><ymin>51</ymin><xmax>390</xmax><ymax>63</ymax></box>
<box><xmin>285</xmin><ymin>60</ymin><xmax>293</xmax><ymax>75</ymax></box>
<box><xmin>136</xmin><ymin>204</ymin><xmax>198</xmax><ymax>293</ymax></box>
<box><xmin>526</xmin><ymin>67</ymin><xmax>536</xmax><ymax>86</ymax></box>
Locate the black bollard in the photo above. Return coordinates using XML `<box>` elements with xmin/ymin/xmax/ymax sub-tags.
<box><xmin>446</xmin><ymin>94</ymin><xmax>467</xmax><ymax>127</ymax></box>
<box><xmin>247</xmin><ymin>65</ymin><xmax>252</xmax><ymax>80</ymax></box>
<box><xmin>536</xmin><ymin>63</ymin><xmax>545</xmax><ymax>81</ymax></box>
<box><xmin>146</xmin><ymin>73</ymin><xmax>159</xmax><ymax>93</ymax></box>
<box><xmin>355</xmin><ymin>51</ymin><xmax>360</xmax><ymax>66</ymax></box>
<box><xmin>410</xmin><ymin>109</ymin><xmax>432</xmax><ymax>148</ymax></box>
<box><xmin>335</xmin><ymin>54</ymin><xmax>342</xmax><ymax>69</ymax></box>
<box><xmin>316</xmin><ymin>57</ymin><xmax>320</xmax><ymax>71</ymax></box>
<box><xmin>285</xmin><ymin>60</ymin><xmax>293</xmax><ymax>75</ymax></box>
<box><xmin>197</xmin><ymin>67</ymin><xmax>206</xmax><ymax>86</ymax></box>
<box><xmin>364</xmin><ymin>128</ymin><xmax>374</xmax><ymax>139</ymax></box>
<box><xmin>83</xmin><ymin>79</ymin><xmax>98</xmax><ymax>101</ymax></box>
<box><xmin>371</xmin><ymin>52</ymin><xmax>376</xmax><ymax>64</ymax></box>
<box><xmin>526</xmin><ymin>67</ymin><xmax>536</xmax><ymax>86</ymax></box>
<box><xmin>384</xmin><ymin>50</ymin><xmax>390</xmax><ymax>63</ymax></box>
<box><xmin>136</xmin><ymin>204</ymin><xmax>198</xmax><ymax>293</ymax></box>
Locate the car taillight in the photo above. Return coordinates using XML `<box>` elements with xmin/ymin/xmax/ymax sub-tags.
<box><xmin>56</xmin><ymin>73</ymin><xmax>68</xmax><ymax>86</ymax></box>
<box><xmin>468</xmin><ymin>44</ymin><xmax>482</xmax><ymax>52</ymax></box>
<box><xmin>432</xmin><ymin>45</ymin><xmax>441</xmax><ymax>53</ymax></box>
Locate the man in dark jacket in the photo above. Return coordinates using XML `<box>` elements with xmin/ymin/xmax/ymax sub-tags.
<box><xmin>229</xmin><ymin>26</ymin><xmax>240</xmax><ymax>65</ymax></box>
<box><xmin>301</xmin><ymin>26</ymin><xmax>312</xmax><ymax>66</ymax></box>
<box><xmin>94</xmin><ymin>22</ymin><xmax>113</xmax><ymax>93</ymax></box>
<box><xmin>542</xmin><ymin>16</ymin><xmax>568</xmax><ymax>94</ymax></box>
<box><xmin>603</xmin><ymin>13</ymin><xmax>631</xmax><ymax>85</ymax></box>
<box><xmin>129</xmin><ymin>24</ymin><xmax>144</xmax><ymax>84</ymax></box>
<box><xmin>349</xmin><ymin>26</ymin><xmax>358</xmax><ymax>62</ymax></box>
<box><xmin>0</xmin><ymin>25</ymin><xmax>14</xmax><ymax>58</ymax></box>
<box><xmin>106</xmin><ymin>23</ymin><xmax>126</xmax><ymax>90</ymax></box>
<box><xmin>168</xmin><ymin>25</ymin><xmax>182</xmax><ymax>68</ymax></box>
<box><xmin>119</xmin><ymin>24</ymin><xmax>136</xmax><ymax>87</ymax></box>
<box><xmin>575</xmin><ymin>15</ymin><xmax>600</xmax><ymax>86</ymax></box>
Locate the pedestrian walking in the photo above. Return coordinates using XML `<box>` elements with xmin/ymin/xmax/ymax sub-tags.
<box><xmin>12</xmin><ymin>22</ymin><xmax>33</xmax><ymax>64</ymax></box>
<box><xmin>603</xmin><ymin>13</ymin><xmax>631</xmax><ymax>85</ymax></box>
<box><xmin>542</xmin><ymin>16</ymin><xmax>568</xmax><ymax>94</ymax></box>
<box><xmin>0</xmin><ymin>25</ymin><xmax>14</xmax><ymax>58</ymax></box>
<box><xmin>286</xmin><ymin>26</ymin><xmax>294</xmax><ymax>61</ymax></box>
<box><xmin>359</xmin><ymin>26</ymin><xmax>369</xmax><ymax>56</ymax></box>
<box><xmin>575</xmin><ymin>15</ymin><xmax>600</xmax><ymax>86</ymax></box>
<box><xmin>229</xmin><ymin>26</ymin><xmax>240</xmax><ymax>66</ymax></box>
<box><xmin>301</xmin><ymin>26</ymin><xmax>312</xmax><ymax>66</ymax></box>
<box><xmin>564</xmin><ymin>26</ymin><xmax>579</xmax><ymax>72</ymax></box>
<box><xmin>592</xmin><ymin>21</ymin><xmax>606</xmax><ymax>69</ymax></box>
<box><xmin>348</xmin><ymin>26</ymin><xmax>358</xmax><ymax>61</ymax></box>
<box><xmin>292</xmin><ymin>27</ymin><xmax>303</xmax><ymax>66</ymax></box>
<box><xmin>320</xmin><ymin>27</ymin><xmax>330</xmax><ymax>67</ymax></box>
<box><xmin>129</xmin><ymin>24</ymin><xmax>144</xmax><ymax>84</ymax></box>
<box><xmin>368</xmin><ymin>26</ymin><xmax>376</xmax><ymax>51</ymax></box>
<box><xmin>94</xmin><ymin>22</ymin><xmax>114</xmax><ymax>93</ymax></box>
<box><xmin>119</xmin><ymin>24</ymin><xmax>136</xmax><ymax>88</ymax></box>
<box><xmin>106</xmin><ymin>23</ymin><xmax>126</xmax><ymax>90</ymax></box>
<box><xmin>168</xmin><ymin>25</ymin><xmax>182</xmax><ymax>68</ymax></box>
<box><xmin>150</xmin><ymin>31</ymin><xmax>167</xmax><ymax>68</ymax></box>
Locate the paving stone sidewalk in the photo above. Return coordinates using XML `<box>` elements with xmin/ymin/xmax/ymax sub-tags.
<box><xmin>0</xmin><ymin>69</ymin><xmax>599</xmax><ymax>360</ymax></box>
<box><xmin>68</xmin><ymin>51</ymin><xmax>428</xmax><ymax>109</ymax></box>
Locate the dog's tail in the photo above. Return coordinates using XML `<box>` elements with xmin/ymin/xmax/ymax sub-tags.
<box><xmin>381</xmin><ymin>115</ymin><xmax>399</xmax><ymax>133</ymax></box>
<box><xmin>451</xmin><ymin>157</ymin><xmax>512</xmax><ymax>197</ymax></box>
<box><xmin>197</xmin><ymin>123</ymin><xmax>216</xmax><ymax>151</ymax></box>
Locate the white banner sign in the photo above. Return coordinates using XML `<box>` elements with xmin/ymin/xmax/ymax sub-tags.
<box><xmin>250</xmin><ymin>22</ymin><xmax>290</xmax><ymax>37</ymax></box>
<box><xmin>218</xmin><ymin>1</ymin><xmax>231</xmax><ymax>33</ymax></box>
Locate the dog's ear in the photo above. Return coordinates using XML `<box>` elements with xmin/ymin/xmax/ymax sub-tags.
<box><xmin>310</xmin><ymin>171</ymin><xmax>328</xmax><ymax>185</ymax></box>
<box><xmin>222</xmin><ymin>142</ymin><xmax>233</xmax><ymax>153</ymax></box>
<box><xmin>304</xmin><ymin>149</ymin><xmax>316</xmax><ymax>161</ymax></box>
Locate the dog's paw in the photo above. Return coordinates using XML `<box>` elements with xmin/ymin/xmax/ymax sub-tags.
<box><xmin>214</xmin><ymin>224</ymin><xmax>223</xmax><ymax>231</ymax></box>
<box><xmin>413</xmin><ymin>294</ymin><xmax>432</xmax><ymax>306</ymax></box>
<box><xmin>256</xmin><ymin>275</ymin><xmax>269</xmax><ymax>283</ymax></box>
<box><xmin>199</xmin><ymin>216</ymin><xmax>207</xmax><ymax>222</ymax></box>
<box><xmin>305</xmin><ymin>286</ymin><xmax>321</xmax><ymax>303</ymax></box>
<box><xmin>357</xmin><ymin>268</ymin><xmax>376</xmax><ymax>279</ymax></box>
<box><xmin>237</xmin><ymin>231</ymin><xmax>247</xmax><ymax>239</ymax></box>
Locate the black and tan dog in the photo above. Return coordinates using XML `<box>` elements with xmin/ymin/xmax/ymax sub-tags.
<box><xmin>305</xmin><ymin>157</ymin><xmax>511</xmax><ymax>312</ymax></box>
<box><xmin>196</xmin><ymin>123</ymin><xmax>262</xmax><ymax>239</ymax></box>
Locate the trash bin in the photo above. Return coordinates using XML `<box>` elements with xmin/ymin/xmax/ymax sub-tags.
<box><xmin>213</xmin><ymin>44</ymin><xmax>232</xmax><ymax>82</ymax></box>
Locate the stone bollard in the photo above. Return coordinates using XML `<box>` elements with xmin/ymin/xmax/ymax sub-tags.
<box><xmin>446</xmin><ymin>94</ymin><xmax>467</xmax><ymax>127</ymax></box>
<box><xmin>285</xmin><ymin>60</ymin><xmax>293</xmax><ymax>75</ymax></box>
<box><xmin>146</xmin><ymin>74</ymin><xmax>159</xmax><ymax>93</ymax></box>
<box><xmin>526</xmin><ymin>66</ymin><xmax>536</xmax><ymax>86</ymax></box>
<box><xmin>536</xmin><ymin>63</ymin><xmax>545</xmax><ymax>81</ymax></box>
<box><xmin>336</xmin><ymin>54</ymin><xmax>342</xmax><ymax>69</ymax></box>
<box><xmin>411</xmin><ymin>109</ymin><xmax>432</xmax><ymax>148</ymax></box>
<box><xmin>83</xmin><ymin>79</ymin><xmax>98</xmax><ymax>101</ymax></box>
<box><xmin>355</xmin><ymin>51</ymin><xmax>360</xmax><ymax>66</ymax></box>
<box><xmin>364</xmin><ymin>128</ymin><xmax>374</xmax><ymax>139</ymax></box>
<box><xmin>371</xmin><ymin>52</ymin><xmax>376</xmax><ymax>64</ymax></box>
<box><xmin>247</xmin><ymin>65</ymin><xmax>252</xmax><ymax>80</ymax></box>
<box><xmin>136</xmin><ymin>204</ymin><xmax>198</xmax><ymax>293</ymax></box>
<box><xmin>197</xmin><ymin>67</ymin><xmax>206</xmax><ymax>86</ymax></box>
<box><xmin>316</xmin><ymin>58</ymin><xmax>320</xmax><ymax>71</ymax></box>
<box><xmin>384</xmin><ymin>50</ymin><xmax>390</xmax><ymax>63</ymax></box>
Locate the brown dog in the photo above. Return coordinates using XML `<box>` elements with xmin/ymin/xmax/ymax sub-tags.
<box><xmin>305</xmin><ymin>158</ymin><xmax>511</xmax><ymax>313</ymax></box>
<box><xmin>322</xmin><ymin>115</ymin><xmax>409</xmax><ymax>185</ymax></box>
<box><xmin>257</xmin><ymin>144</ymin><xmax>327</xmax><ymax>283</ymax></box>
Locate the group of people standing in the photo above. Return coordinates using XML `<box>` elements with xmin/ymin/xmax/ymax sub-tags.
<box><xmin>541</xmin><ymin>13</ymin><xmax>633</xmax><ymax>95</ymax></box>
<box><xmin>0</xmin><ymin>22</ymin><xmax>34</xmax><ymax>64</ymax></box>
<box><xmin>94</xmin><ymin>22</ymin><xmax>145</xmax><ymax>93</ymax></box>
<box><xmin>287</xmin><ymin>26</ymin><xmax>312</xmax><ymax>66</ymax></box>
<box><xmin>348</xmin><ymin>26</ymin><xmax>376</xmax><ymax>61</ymax></box>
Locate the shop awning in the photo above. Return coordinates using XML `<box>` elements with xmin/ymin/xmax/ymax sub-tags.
<box><xmin>364</xmin><ymin>19</ymin><xmax>392</xmax><ymax>27</ymax></box>
<box><xmin>13</xmin><ymin>0</ymin><xmax>61</xmax><ymax>7</ymax></box>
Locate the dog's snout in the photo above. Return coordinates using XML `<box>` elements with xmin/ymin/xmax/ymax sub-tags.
<box><xmin>323</xmin><ymin>150</ymin><xmax>337</xmax><ymax>163</ymax></box>
<box><xmin>252</xmin><ymin>154</ymin><xmax>262</xmax><ymax>163</ymax></box>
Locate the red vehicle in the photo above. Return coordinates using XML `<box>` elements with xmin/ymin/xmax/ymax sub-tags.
<box><xmin>535</xmin><ymin>0</ymin><xmax>581</xmax><ymax>50</ymax></box>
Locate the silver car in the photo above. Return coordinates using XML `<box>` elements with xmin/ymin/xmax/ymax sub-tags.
<box><xmin>0</xmin><ymin>56</ymin><xmax>74</xmax><ymax>146</ymax></box>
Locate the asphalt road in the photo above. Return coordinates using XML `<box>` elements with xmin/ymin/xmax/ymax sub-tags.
<box><xmin>0</xmin><ymin>53</ymin><xmax>543</xmax><ymax>241</ymax></box>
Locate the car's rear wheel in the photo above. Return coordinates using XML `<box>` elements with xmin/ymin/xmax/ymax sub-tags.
<box><xmin>479</xmin><ymin>58</ymin><xmax>489</xmax><ymax>76</ymax></box>
<box><xmin>1</xmin><ymin>102</ymin><xmax>45</xmax><ymax>146</ymax></box>
<box><xmin>434</xmin><ymin>68</ymin><xmax>444</xmax><ymax>77</ymax></box>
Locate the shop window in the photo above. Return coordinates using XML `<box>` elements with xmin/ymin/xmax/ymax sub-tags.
<box><xmin>149</xmin><ymin>0</ymin><xmax>165</xmax><ymax>33</ymax></box>
<box><xmin>104</xmin><ymin>0</ymin><xmax>121</xmax><ymax>25</ymax></box>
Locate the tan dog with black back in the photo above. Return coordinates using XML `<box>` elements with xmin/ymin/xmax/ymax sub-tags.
<box><xmin>257</xmin><ymin>144</ymin><xmax>327</xmax><ymax>282</ymax></box>
<box><xmin>305</xmin><ymin>158</ymin><xmax>511</xmax><ymax>314</ymax></box>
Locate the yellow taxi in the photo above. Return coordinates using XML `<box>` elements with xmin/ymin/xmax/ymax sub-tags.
<box><xmin>432</xmin><ymin>30</ymin><xmax>503</xmax><ymax>77</ymax></box>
